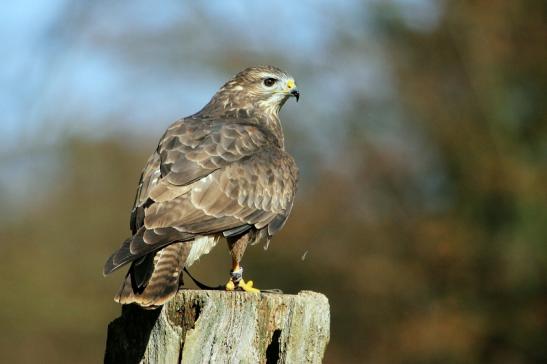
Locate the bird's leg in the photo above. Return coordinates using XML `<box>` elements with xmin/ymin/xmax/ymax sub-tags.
<box><xmin>225</xmin><ymin>233</ymin><xmax>259</xmax><ymax>293</ymax></box>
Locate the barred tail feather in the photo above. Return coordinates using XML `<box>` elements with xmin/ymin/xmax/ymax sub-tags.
<box><xmin>103</xmin><ymin>227</ymin><xmax>195</xmax><ymax>277</ymax></box>
<box><xmin>114</xmin><ymin>241</ymin><xmax>192</xmax><ymax>309</ymax></box>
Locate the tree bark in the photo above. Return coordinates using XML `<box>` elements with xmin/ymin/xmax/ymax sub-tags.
<box><xmin>104</xmin><ymin>290</ymin><xmax>330</xmax><ymax>363</ymax></box>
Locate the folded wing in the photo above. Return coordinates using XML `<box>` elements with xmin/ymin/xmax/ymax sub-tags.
<box><xmin>103</xmin><ymin>119</ymin><xmax>298</xmax><ymax>275</ymax></box>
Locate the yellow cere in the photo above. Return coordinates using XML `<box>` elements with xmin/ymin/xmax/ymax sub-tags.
<box><xmin>286</xmin><ymin>79</ymin><xmax>295</xmax><ymax>89</ymax></box>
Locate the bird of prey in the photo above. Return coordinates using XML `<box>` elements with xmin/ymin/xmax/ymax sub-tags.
<box><xmin>103</xmin><ymin>65</ymin><xmax>300</xmax><ymax>308</ymax></box>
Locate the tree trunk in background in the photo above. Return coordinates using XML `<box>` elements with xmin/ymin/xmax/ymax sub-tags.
<box><xmin>104</xmin><ymin>290</ymin><xmax>330</xmax><ymax>363</ymax></box>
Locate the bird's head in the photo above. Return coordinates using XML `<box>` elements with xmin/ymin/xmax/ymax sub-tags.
<box><xmin>202</xmin><ymin>65</ymin><xmax>300</xmax><ymax>118</ymax></box>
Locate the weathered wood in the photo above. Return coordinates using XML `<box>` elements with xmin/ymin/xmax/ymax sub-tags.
<box><xmin>104</xmin><ymin>290</ymin><xmax>330</xmax><ymax>363</ymax></box>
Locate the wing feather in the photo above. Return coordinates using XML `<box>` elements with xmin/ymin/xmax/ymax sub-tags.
<box><xmin>142</xmin><ymin>145</ymin><xmax>297</xmax><ymax>236</ymax></box>
<box><xmin>105</xmin><ymin>118</ymin><xmax>298</xmax><ymax>275</ymax></box>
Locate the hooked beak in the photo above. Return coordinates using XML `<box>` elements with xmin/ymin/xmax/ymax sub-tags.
<box><xmin>291</xmin><ymin>89</ymin><xmax>300</xmax><ymax>102</ymax></box>
<box><xmin>286</xmin><ymin>79</ymin><xmax>300</xmax><ymax>102</ymax></box>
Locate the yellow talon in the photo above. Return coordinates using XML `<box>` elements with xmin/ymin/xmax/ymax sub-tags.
<box><xmin>226</xmin><ymin>265</ymin><xmax>259</xmax><ymax>292</ymax></box>
<box><xmin>226</xmin><ymin>280</ymin><xmax>236</xmax><ymax>291</ymax></box>
<box><xmin>238</xmin><ymin>279</ymin><xmax>260</xmax><ymax>293</ymax></box>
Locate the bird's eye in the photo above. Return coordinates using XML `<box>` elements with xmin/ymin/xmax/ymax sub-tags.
<box><xmin>263</xmin><ymin>78</ymin><xmax>277</xmax><ymax>87</ymax></box>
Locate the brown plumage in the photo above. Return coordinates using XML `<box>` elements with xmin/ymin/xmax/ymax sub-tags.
<box><xmin>103</xmin><ymin>65</ymin><xmax>300</xmax><ymax>308</ymax></box>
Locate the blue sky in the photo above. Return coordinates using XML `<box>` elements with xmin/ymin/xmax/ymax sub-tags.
<box><xmin>0</xmin><ymin>0</ymin><xmax>442</xmax><ymax>213</ymax></box>
<box><xmin>0</xmin><ymin>0</ymin><xmax>440</xmax><ymax>148</ymax></box>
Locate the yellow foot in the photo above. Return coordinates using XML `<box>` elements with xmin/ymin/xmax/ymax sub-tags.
<box><xmin>225</xmin><ymin>279</ymin><xmax>260</xmax><ymax>292</ymax></box>
<box><xmin>238</xmin><ymin>279</ymin><xmax>260</xmax><ymax>293</ymax></box>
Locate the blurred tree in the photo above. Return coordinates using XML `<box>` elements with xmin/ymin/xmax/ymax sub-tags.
<box><xmin>1</xmin><ymin>1</ymin><xmax>546</xmax><ymax>363</ymax></box>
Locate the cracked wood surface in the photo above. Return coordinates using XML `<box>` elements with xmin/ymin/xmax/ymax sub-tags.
<box><xmin>104</xmin><ymin>290</ymin><xmax>330</xmax><ymax>363</ymax></box>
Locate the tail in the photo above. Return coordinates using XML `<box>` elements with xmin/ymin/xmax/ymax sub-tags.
<box><xmin>114</xmin><ymin>241</ymin><xmax>193</xmax><ymax>309</ymax></box>
<box><xmin>103</xmin><ymin>226</ymin><xmax>194</xmax><ymax>276</ymax></box>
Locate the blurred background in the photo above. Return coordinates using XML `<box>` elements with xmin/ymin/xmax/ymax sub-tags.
<box><xmin>1</xmin><ymin>1</ymin><xmax>546</xmax><ymax>363</ymax></box>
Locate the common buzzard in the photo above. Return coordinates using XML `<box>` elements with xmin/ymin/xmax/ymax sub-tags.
<box><xmin>103</xmin><ymin>66</ymin><xmax>300</xmax><ymax>308</ymax></box>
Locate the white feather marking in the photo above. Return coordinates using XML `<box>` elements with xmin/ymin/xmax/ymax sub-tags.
<box><xmin>186</xmin><ymin>235</ymin><xmax>220</xmax><ymax>267</ymax></box>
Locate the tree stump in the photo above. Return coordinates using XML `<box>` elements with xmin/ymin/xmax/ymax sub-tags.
<box><xmin>104</xmin><ymin>290</ymin><xmax>330</xmax><ymax>363</ymax></box>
